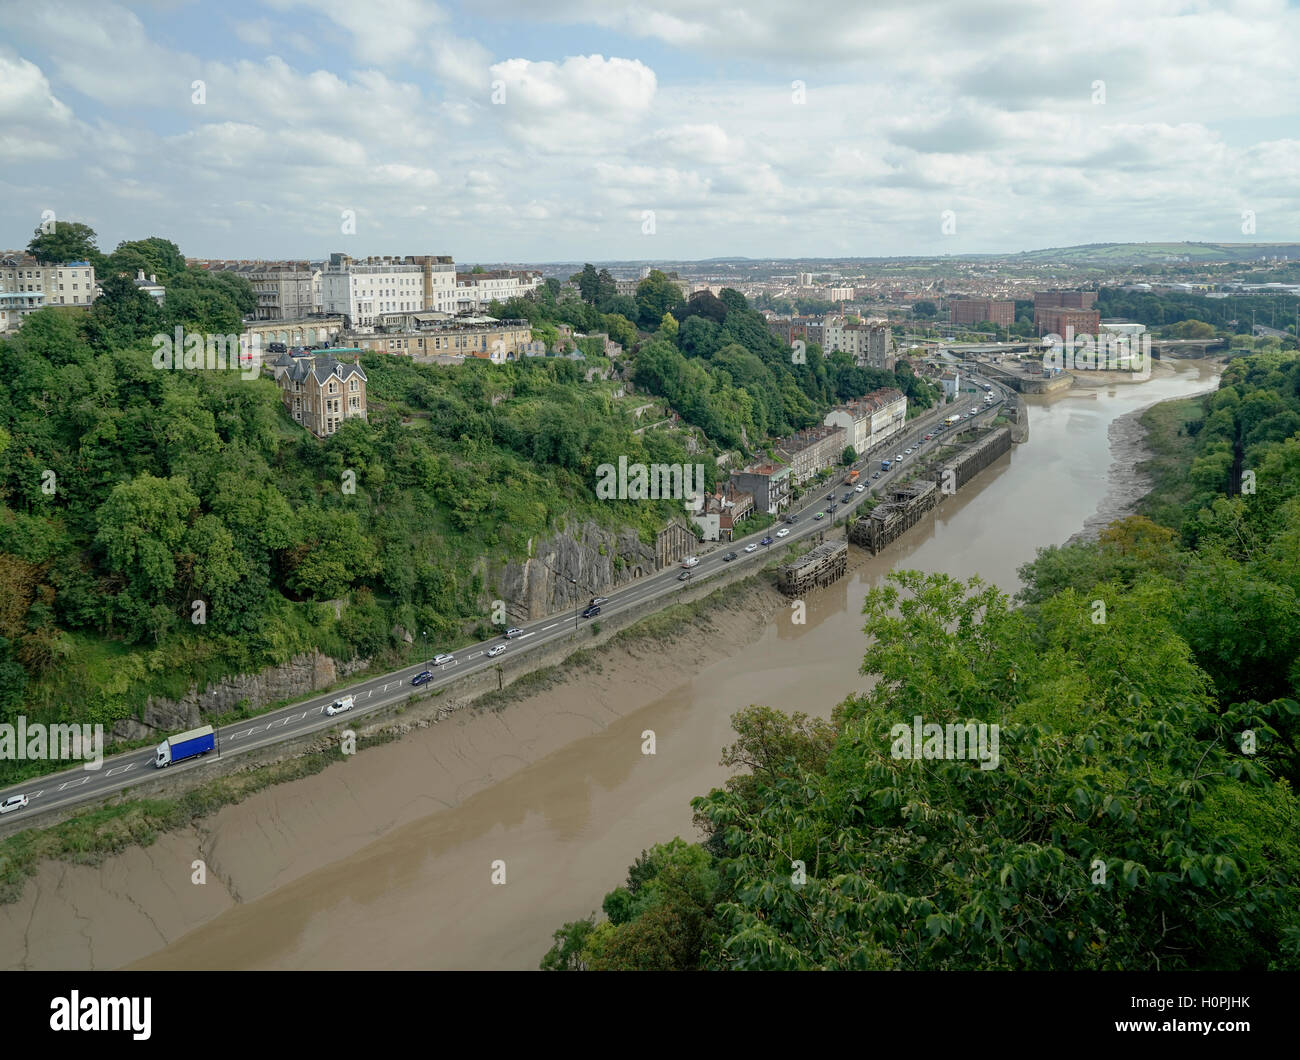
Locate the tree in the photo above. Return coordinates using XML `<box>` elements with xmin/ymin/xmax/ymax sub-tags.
<box><xmin>27</xmin><ymin>221</ymin><xmax>103</xmax><ymax>267</ymax></box>
<box><xmin>842</xmin><ymin>446</ymin><xmax>857</xmax><ymax>465</ymax></box>
<box><xmin>471</xmin><ymin>264</ymin><xmax>485</xmax><ymax>274</ymax></box>
<box><xmin>913</xmin><ymin>300</ymin><xmax>938</xmax><ymax>318</ymax></box>
<box><xmin>573</xmin><ymin>263</ymin><xmax>600</xmax><ymax>304</ymax></box>
<box><xmin>635</xmin><ymin>271</ymin><xmax>686</xmax><ymax>331</ymax></box>
<box><xmin>84</xmin><ymin>272</ymin><xmax>164</xmax><ymax>350</ymax></box>
<box><xmin>107</xmin><ymin>237</ymin><xmax>187</xmax><ymax>282</ymax></box>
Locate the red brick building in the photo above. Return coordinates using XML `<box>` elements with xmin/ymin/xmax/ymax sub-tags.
<box><xmin>949</xmin><ymin>298</ymin><xmax>1014</xmax><ymax>327</ymax></box>
<box><xmin>1036</xmin><ymin>306</ymin><xmax>1101</xmax><ymax>337</ymax></box>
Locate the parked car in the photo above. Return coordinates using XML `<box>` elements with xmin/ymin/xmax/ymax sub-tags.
<box><xmin>504</xmin><ymin>627</ymin><xmax>523</xmax><ymax>639</ymax></box>
<box><xmin>487</xmin><ymin>644</ymin><xmax>507</xmax><ymax>657</ymax></box>
<box><xmin>872</xmin><ymin>471</ymin><xmax>881</xmax><ymax>479</ymax></box>
<box><xmin>743</xmin><ymin>543</ymin><xmax>759</xmax><ymax>553</ymax></box>
<box><xmin>581</xmin><ymin>604</ymin><xmax>601</xmax><ymax>618</ymax></box>
<box><xmin>433</xmin><ymin>653</ymin><xmax>455</xmax><ymax>666</ymax></box>
<box><xmin>0</xmin><ymin>794</ymin><xmax>28</xmax><ymax>815</ymax></box>
<box><xmin>411</xmin><ymin>670</ymin><xmax>434</xmax><ymax>686</ymax></box>
<box><xmin>760</xmin><ymin>536</ymin><xmax>773</xmax><ymax>546</ymax></box>
<box><xmin>677</xmin><ymin>570</ymin><xmax>692</xmax><ymax>581</ymax></box>
<box><xmin>776</xmin><ymin>528</ymin><xmax>790</xmax><ymax>538</ymax></box>
<box><xmin>722</xmin><ymin>551</ymin><xmax>738</xmax><ymax>562</ymax></box>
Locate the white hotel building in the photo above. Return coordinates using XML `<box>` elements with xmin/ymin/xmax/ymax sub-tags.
<box><xmin>321</xmin><ymin>253</ymin><xmax>457</xmax><ymax>329</ymax></box>
<box><xmin>0</xmin><ymin>255</ymin><xmax>98</xmax><ymax>333</ymax></box>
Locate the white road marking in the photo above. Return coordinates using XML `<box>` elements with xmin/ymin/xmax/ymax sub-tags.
<box><xmin>517</xmin><ymin>632</ymin><xmax>536</xmax><ymax>639</ymax></box>
<box><xmin>469</xmin><ymin>651</ymin><xmax>483</xmax><ymax>659</ymax></box>
<box><xmin>57</xmin><ymin>776</ymin><xmax>90</xmax><ymax>790</ymax></box>
<box><xmin>234</xmin><ymin>729</ymin><xmax>254</xmax><ymax>738</ymax></box>
<box><xmin>105</xmin><ymin>764</ymin><xmax>135</xmax><ymax>777</ymax></box>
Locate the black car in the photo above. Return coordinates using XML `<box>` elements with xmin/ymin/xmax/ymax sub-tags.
<box><xmin>784</xmin><ymin>514</ymin><xmax>798</xmax><ymax>524</ymax></box>
<box><xmin>722</xmin><ymin>552</ymin><xmax>738</xmax><ymax>562</ymax></box>
<box><xmin>411</xmin><ymin>670</ymin><xmax>434</xmax><ymax>686</ymax></box>
<box><xmin>581</xmin><ymin>604</ymin><xmax>601</xmax><ymax>618</ymax></box>
<box><xmin>842</xmin><ymin>492</ymin><xmax>854</xmax><ymax>503</ymax></box>
<box><xmin>677</xmin><ymin>570</ymin><xmax>692</xmax><ymax>581</ymax></box>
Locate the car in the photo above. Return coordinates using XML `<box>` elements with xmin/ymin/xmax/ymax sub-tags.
<box><xmin>776</xmin><ymin>528</ymin><xmax>790</xmax><ymax>538</ymax></box>
<box><xmin>743</xmin><ymin>543</ymin><xmax>759</xmax><ymax>553</ymax></box>
<box><xmin>433</xmin><ymin>653</ymin><xmax>455</xmax><ymax>666</ymax></box>
<box><xmin>872</xmin><ymin>471</ymin><xmax>881</xmax><ymax>479</ymax></box>
<box><xmin>896</xmin><ymin>454</ymin><xmax>904</xmax><ymax>462</ymax></box>
<box><xmin>924</xmin><ymin>434</ymin><xmax>933</xmax><ymax>440</ymax></box>
<box><xmin>760</xmin><ymin>536</ymin><xmax>773</xmax><ymax>546</ymax></box>
<box><xmin>0</xmin><ymin>794</ymin><xmax>28</xmax><ymax>815</ymax></box>
<box><xmin>411</xmin><ymin>670</ymin><xmax>434</xmax><ymax>686</ymax></box>
<box><xmin>905</xmin><ymin>448</ymin><xmax>913</xmax><ymax>454</ymax></box>
<box><xmin>814</xmin><ymin>511</ymin><xmax>825</xmax><ymax>520</ymax></box>
<box><xmin>722</xmin><ymin>551</ymin><xmax>739</xmax><ymax>562</ymax></box>
<box><xmin>842</xmin><ymin>492</ymin><xmax>854</xmax><ymax>503</ymax></box>
<box><xmin>504</xmin><ymin>627</ymin><xmax>523</xmax><ymax>639</ymax></box>
<box><xmin>784</xmin><ymin>514</ymin><xmax>798</xmax><ymax>524</ymax></box>
<box><xmin>325</xmin><ymin>695</ymin><xmax>354</xmax><ymax>716</ymax></box>
<box><xmin>677</xmin><ymin>570</ymin><xmax>692</xmax><ymax>581</ymax></box>
<box><xmin>581</xmin><ymin>604</ymin><xmax>601</xmax><ymax>618</ymax></box>
<box><xmin>855</xmin><ymin>484</ymin><xmax>866</xmax><ymax>493</ymax></box>
<box><xmin>487</xmin><ymin>644</ymin><xmax>507</xmax><ymax>657</ymax></box>
<box><xmin>589</xmin><ymin>597</ymin><xmax>608</xmax><ymax>606</ymax></box>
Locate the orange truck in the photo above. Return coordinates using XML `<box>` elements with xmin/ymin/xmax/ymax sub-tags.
<box><xmin>846</xmin><ymin>469</ymin><xmax>860</xmax><ymax>485</ymax></box>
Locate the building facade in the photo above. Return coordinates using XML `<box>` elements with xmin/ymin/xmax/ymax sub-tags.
<box><xmin>202</xmin><ymin>260</ymin><xmax>319</xmax><ymax>319</ymax></box>
<box><xmin>775</xmin><ymin>424</ymin><xmax>846</xmax><ymax>485</ymax></box>
<box><xmin>730</xmin><ymin>463</ymin><xmax>792</xmax><ymax>516</ymax></box>
<box><xmin>823</xmin><ymin>316</ymin><xmax>894</xmax><ymax>369</ymax></box>
<box><xmin>0</xmin><ymin>255</ymin><xmax>98</xmax><ymax>332</ymax></box>
<box><xmin>452</xmin><ymin>270</ymin><xmax>542</xmax><ymax>311</ymax></box>
<box><xmin>949</xmin><ymin>298</ymin><xmax>1014</xmax><ymax>327</ymax></box>
<box><xmin>270</xmin><ymin>353</ymin><xmax>368</xmax><ymax>438</ymax></box>
<box><xmin>823</xmin><ymin>387</ymin><xmax>907</xmax><ymax>455</ymax></box>
<box><xmin>322</xmin><ymin>253</ymin><xmax>458</xmax><ymax>328</ymax></box>
<box><xmin>348</xmin><ymin>317</ymin><xmax>533</xmax><ymax>362</ymax></box>
<box><xmin>1036</xmin><ymin>306</ymin><xmax>1101</xmax><ymax>337</ymax></box>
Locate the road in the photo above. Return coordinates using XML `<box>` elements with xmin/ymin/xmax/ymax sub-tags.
<box><xmin>0</xmin><ymin>376</ymin><xmax>1008</xmax><ymax>827</ymax></box>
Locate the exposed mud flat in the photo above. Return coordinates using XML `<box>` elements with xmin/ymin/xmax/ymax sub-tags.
<box><xmin>0</xmin><ymin>594</ymin><xmax>781</xmax><ymax>970</ymax></box>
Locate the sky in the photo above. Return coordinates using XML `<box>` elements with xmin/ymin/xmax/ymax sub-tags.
<box><xmin>2</xmin><ymin>0</ymin><xmax>1299</xmax><ymax>264</ymax></box>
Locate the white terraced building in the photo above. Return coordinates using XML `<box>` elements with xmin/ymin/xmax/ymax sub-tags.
<box><xmin>321</xmin><ymin>253</ymin><xmax>457</xmax><ymax>329</ymax></box>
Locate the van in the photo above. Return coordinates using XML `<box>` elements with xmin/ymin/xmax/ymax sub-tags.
<box><xmin>325</xmin><ymin>695</ymin><xmax>354</xmax><ymax>716</ymax></box>
<box><xmin>681</xmin><ymin>556</ymin><xmax>699</xmax><ymax>568</ymax></box>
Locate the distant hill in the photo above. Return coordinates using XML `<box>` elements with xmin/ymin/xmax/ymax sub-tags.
<box><xmin>1000</xmin><ymin>242</ymin><xmax>1300</xmax><ymax>265</ymax></box>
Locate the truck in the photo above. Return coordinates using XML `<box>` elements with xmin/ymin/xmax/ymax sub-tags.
<box><xmin>881</xmin><ymin>459</ymin><xmax>892</xmax><ymax>471</ymax></box>
<box><xmin>945</xmin><ymin>414</ymin><xmax>961</xmax><ymax>427</ymax></box>
<box><xmin>846</xmin><ymin>469</ymin><xmax>860</xmax><ymax>485</ymax></box>
<box><xmin>155</xmin><ymin>725</ymin><xmax>215</xmax><ymax>768</ymax></box>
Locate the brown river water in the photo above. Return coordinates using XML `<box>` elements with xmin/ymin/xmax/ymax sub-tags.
<box><xmin>0</xmin><ymin>359</ymin><xmax>1220</xmax><ymax>970</ymax></box>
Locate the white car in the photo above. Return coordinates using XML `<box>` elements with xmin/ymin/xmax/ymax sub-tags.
<box><xmin>0</xmin><ymin>794</ymin><xmax>29</xmax><ymax>815</ymax></box>
<box><xmin>487</xmin><ymin>644</ymin><xmax>507</xmax><ymax>657</ymax></box>
<box><xmin>743</xmin><ymin>543</ymin><xmax>759</xmax><ymax>553</ymax></box>
<box><xmin>905</xmin><ymin>447</ymin><xmax>913</xmax><ymax>454</ymax></box>
<box><xmin>855</xmin><ymin>484</ymin><xmax>865</xmax><ymax>493</ymax></box>
<box><xmin>776</xmin><ymin>528</ymin><xmax>790</xmax><ymax>538</ymax></box>
<box><xmin>325</xmin><ymin>695</ymin><xmax>354</xmax><ymax>716</ymax></box>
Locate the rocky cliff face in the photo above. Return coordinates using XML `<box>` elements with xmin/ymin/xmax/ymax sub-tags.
<box><xmin>112</xmin><ymin>650</ymin><xmax>371</xmax><ymax>742</ymax></box>
<box><xmin>495</xmin><ymin>520</ymin><xmax>657</xmax><ymax>621</ymax></box>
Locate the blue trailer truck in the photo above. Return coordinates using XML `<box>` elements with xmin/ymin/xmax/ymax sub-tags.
<box><xmin>155</xmin><ymin>725</ymin><xmax>216</xmax><ymax>768</ymax></box>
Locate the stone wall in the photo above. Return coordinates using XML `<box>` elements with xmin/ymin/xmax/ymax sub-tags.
<box><xmin>113</xmin><ymin>650</ymin><xmax>371</xmax><ymax>742</ymax></box>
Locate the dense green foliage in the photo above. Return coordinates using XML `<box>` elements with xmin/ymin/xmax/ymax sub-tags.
<box><xmin>1098</xmin><ymin>288</ymin><xmax>1300</xmax><ymax>338</ymax></box>
<box><xmin>543</xmin><ymin>351</ymin><xmax>1300</xmax><ymax>971</ymax></box>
